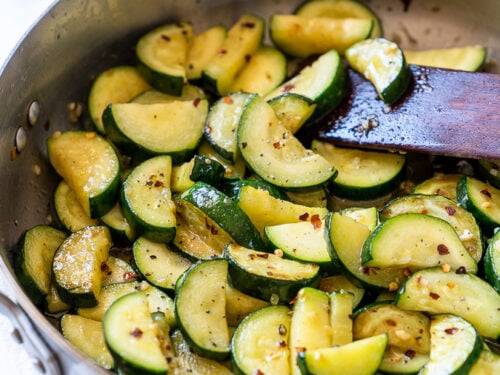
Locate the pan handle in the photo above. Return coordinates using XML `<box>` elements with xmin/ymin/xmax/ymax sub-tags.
<box><xmin>0</xmin><ymin>292</ymin><xmax>62</xmax><ymax>375</ymax></box>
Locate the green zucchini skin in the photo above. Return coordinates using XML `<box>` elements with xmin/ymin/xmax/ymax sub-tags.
<box><xmin>189</xmin><ymin>154</ymin><xmax>226</xmax><ymax>188</ymax></box>
<box><xmin>477</xmin><ymin>159</ymin><xmax>500</xmax><ymax>189</ymax></box>
<box><xmin>484</xmin><ymin>229</ymin><xmax>500</xmax><ymax>292</ymax></box>
<box><xmin>180</xmin><ymin>181</ymin><xmax>266</xmax><ymax>251</ymax></box>
<box><xmin>223</xmin><ymin>178</ymin><xmax>289</xmax><ymax>202</ymax></box>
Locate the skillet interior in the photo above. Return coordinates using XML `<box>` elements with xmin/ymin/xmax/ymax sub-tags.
<box><xmin>0</xmin><ymin>0</ymin><xmax>498</xmax><ymax>372</ymax></box>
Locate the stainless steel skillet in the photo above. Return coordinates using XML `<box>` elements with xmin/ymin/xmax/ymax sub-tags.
<box><xmin>0</xmin><ymin>0</ymin><xmax>498</xmax><ymax>373</ymax></box>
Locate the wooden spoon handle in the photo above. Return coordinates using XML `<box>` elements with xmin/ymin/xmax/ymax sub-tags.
<box><xmin>314</xmin><ymin>65</ymin><xmax>500</xmax><ymax>160</ymax></box>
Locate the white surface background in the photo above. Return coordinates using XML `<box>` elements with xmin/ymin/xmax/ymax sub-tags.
<box><xmin>0</xmin><ymin>1</ymin><xmax>56</xmax><ymax>374</ymax></box>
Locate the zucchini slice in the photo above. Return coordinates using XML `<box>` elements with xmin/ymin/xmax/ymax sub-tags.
<box><xmin>61</xmin><ymin>314</ymin><xmax>114</xmax><ymax>370</ymax></box>
<box><xmin>88</xmin><ymin>65</ymin><xmax>151</xmax><ymax>133</ymax></box>
<box><xmin>404</xmin><ymin>45</ymin><xmax>487</xmax><ymax>72</ymax></box>
<box><xmin>204</xmin><ymin>91</ymin><xmax>252</xmax><ymax>162</ymax></box>
<box><xmin>224</xmin><ymin>244</ymin><xmax>321</xmax><ymax>304</ymax></box>
<box><xmin>267</xmin><ymin>93</ymin><xmax>317</xmax><ymax>134</ymax></box>
<box><xmin>380</xmin><ymin>193</ymin><xmax>483</xmax><ymax>262</ymax></box>
<box><xmin>133</xmin><ymin>236</ymin><xmax>192</xmax><ymax>292</ymax></box>
<box><xmin>477</xmin><ymin>158</ymin><xmax>500</xmax><ymax>189</ymax></box>
<box><xmin>223</xmin><ymin>178</ymin><xmax>289</xmax><ymax>203</ymax></box>
<box><xmin>295</xmin><ymin>0</ymin><xmax>383</xmax><ymax>38</ymax></box>
<box><xmin>484</xmin><ymin>229</ymin><xmax>500</xmax><ymax>293</ymax></box>
<box><xmin>180</xmin><ymin>181</ymin><xmax>266</xmax><ymax>251</ymax></box>
<box><xmin>395</xmin><ymin>267</ymin><xmax>500</xmax><ymax>340</ymax></box>
<box><xmin>229</xmin><ymin>45</ymin><xmax>287</xmax><ymax>96</ymax></box>
<box><xmin>231</xmin><ymin>305</ymin><xmax>291</xmax><ymax>375</ymax></box>
<box><xmin>469</xmin><ymin>347</ymin><xmax>500</xmax><ymax>375</ymax></box>
<box><xmin>130</xmin><ymin>85</ymin><xmax>206</xmax><ymax>104</ymax></box>
<box><xmin>361</xmin><ymin>213</ymin><xmax>478</xmax><ymax>273</ymax></box>
<box><xmin>312</xmin><ymin>140</ymin><xmax>406</xmax><ymax>200</ymax></box>
<box><xmin>238</xmin><ymin>93</ymin><xmax>337</xmax><ymax>189</ymax></box>
<box><xmin>100</xmin><ymin>202</ymin><xmax>136</xmax><ymax>244</ymax></box>
<box><xmin>136</xmin><ymin>22</ymin><xmax>193</xmax><ymax>95</ymax></box>
<box><xmin>270</xmin><ymin>14</ymin><xmax>373</xmax><ymax>57</ymax></box>
<box><xmin>103</xmin><ymin>99</ymin><xmax>208</xmax><ymax>163</ymax></box>
<box><xmin>121</xmin><ymin>155</ymin><xmax>177</xmax><ymax>244</ymax></box>
<box><xmin>319</xmin><ymin>274</ymin><xmax>365</xmax><ymax>309</ymax></box>
<box><xmin>174</xmin><ymin>259</ymin><xmax>231</xmax><ymax>360</ymax></box>
<box><xmin>186</xmin><ymin>24</ymin><xmax>227</xmax><ymax>81</ymax></box>
<box><xmin>103</xmin><ymin>291</ymin><xmax>169</xmax><ymax>375</ymax></box>
<box><xmin>14</xmin><ymin>225</ymin><xmax>66</xmax><ymax>306</ymax></box>
<box><xmin>202</xmin><ymin>13</ymin><xmax>265</xmax><ymax>95</ymax></box>
<box><xmin>52</xmin><ymin>226</ymin><xmax>111</xmax><ymax>307</ymax></box>
<box><xmin>289</xmin><ymin>287</ymin><xmax>332</xmax><ymax>375</ymax></box>
<box><xmin>420</xmin><ymin>314</ymin><xmax>483</xmax><ymax>375</ymax></box>
<box><xmin>329</xmin><ymin>291</ymin><xmax>354</xmax><ymax>346</ymax></box>
<box><xmin>188</xmin><ymin>154</ymin><xmax>226</xmax><ymax>188</ymax></box>
<box><xmin>412</xmin><ymin>173</ymin><xmax>463</xmax><ymax>200</ymax></box>
<box><xmin>296</xmin><ymin>333</ymin><xmax>388</xmax><ymax>375</ymax></box>
<box><xmin>197</xmin><ymin>139</ymin><xmax>247</xmax><ymax>180</ymax></box>
<box><xmin>456</xmin><ymin>176</ymin><xmax>500</xmax><ymax>235</ymax></box>
<box><xmin>346</xmin><ymin>37</ymin><xmax>411</xmax><ymax>104</ymax></box>
<box><xmin>47</xmin><ymin>130</ymin><xmax>121</xmax><ymax>218</ymax></box>
<box><xmin>225</xmin><ymin>283</ymin><xmax>269</xmax><ymax>327</ymax></box>
<box><xmin>285</xmin><ymin>185</ymin><xmax>328</xmax><ymax>208</ymax></box>
<box><xmin>265</xmin><ymin>49</ymin><xmax>348</xmax><ymax>120</ymax></box>
<box><xmin>100</xmin><ymin>255</ymin><xmax>138</xmax><ymax>287</ymax></box>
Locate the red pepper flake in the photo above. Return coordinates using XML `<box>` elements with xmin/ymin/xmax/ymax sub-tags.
<box><xmin>429</xmin><ymin>292</ymin><xmax>440</xmax><ymax>300</ymax></box>
<box><xmin>161</xmin><ymin>34</ymin><xmax>171</xmax><ymax>42</ymax></box>
<box><xmin>278</xmin><ymin>340</ymin><xmax>287</xmax><ymax>348</ymax></box>
<box><xmin>480</xmin><ymin>189</ymin><xmax>492</xmax><ymax>198</ymax></box>
<box><xmin>154</xmin><ymin>180</ymin><xmax>164</xmax><ymax>187</ymax></box>
<box><xmin>248</xmin><ymin>254</ymin><xmax>256</xmax><ymax>260</ymax></box>
<box><xmin>241</xmin><ymin>21</ymin><xmax>256</xmax><ymax>28</ymax></box>
<box><xmin>257</xmin><ymin>253</ymin><xmax>269</xmax><ymax>259</ymax></box>
<box><xmin>222</xmin><ymin>96</ymin><xmax>234</xmax><ymax>104</ymax></box>
<box><xmin>273</xmin><ymin>141</ymin><xmax>282</xmax><ymax>149</ymax></box>
<box><xmin>385</xmin><ymin>319</ymin><xmax>397</xmax><ymax>327</ymax></box>
<box><xmin>445</xmin><ymin>327</ymin><xmax>458</xmax><ymax>335</ymax></box>
<box><xmin>123</xmin><ymin>271</ymin><xmax>138</xmax><ymax>281</ymax></box>
<box><xmin>210</xmin><ymin>226</ymin><xmax>218</xmax><ymax>235</ymax></box>
<box><xmin>130</xmin><ymin>328</ymin><xmax>143</xmax><ymax>338</ymax></box>
<box><xmin>420</xmin><ymin>209</ymin><xmax>428</xmax><ymax>215</ymax></box>
<box><xmin>299</xmin><ymin>212</ymin><xmax>309</xmax><ymax>221</ymax></box>
<box><xmin>405</xmin><ymin>350</ymin><xmax>416</xmax><ymax>359</ymax></box>
<box><xmin>437</xmin><ymin>244</ymin><xmax>449</xmax><ymax>255</ymax></box>
<box><xmin>311</xmin><ymin>214</ymin><xmax>322</xmax><ymax>229</ymax></box>
<box><xmin>455</xmin><ymin>266</ymin><xmax>466</xmax><ymax>274</ymax></box>
<box><xmin>255</xmin><ymin>370</ymin><xmax>264</xmax><ymax>375</ymax></box>
<box><xmin>218</xmin><ymin>48</ymin><xmax>227</xmax><ymax>55</ymax></box>
<box><xmin>445</xmin><ymin>206</ymin><xmax>456</xmax><ymax>216</ymax></box>
<box><xmin>193</xmin><ymin>97</ymin><xmax>201</xmax><ymax>107</ymax></box>
<box><xmin>282</xmin><ymin>84</ymin><xmax>295</xmax><ymax>92</ymax></box>
<box><xmin>296</xmin><ymin>346</ymin><xmax>306</xmax><ymax>353</ymax></box>
<box><xmin>100</xmin><ymin>261</ymin><xmax>110</xmax><ymax>273</ymax></box>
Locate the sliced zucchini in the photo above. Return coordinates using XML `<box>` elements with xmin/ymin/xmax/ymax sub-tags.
<box><xmin>174</xmin><ymin>259</ymin><xmax>230</xmax><ymax>360</ymax></box>
<box><xmin>100</xmin><ymin>201</ymin><xmax>135</xmax><ymax>244</ymax></box>
<box><xmin>225</xmin><ymin>283</ymin><xmax>269</xmax><ymax>327</ymax></box>
<box><xmin>100</xmin><ymin>255</ymin><xmax>138</xmax><ymax>287</ymax></box>
<box><xmin>46</xmin><ymin>282</ymin><xmax>71</xmax><ymax>314</ymax></box>
<box><xmin>285</xmin><ymin>185</ymin><xmax>328</xmax><ymax>208</ymax></box>
<box><xmin>346</xmin><ymin>37</ymin><xmax>411</xmax><ymax>104</ymax></box>
<box><xmin>404</xmin><ymin>45</ymin><xmax>487</xmax><ymax>72</ymax></box>
<box><xmin>361</xmin><ymin>213</ymin><xmax>478</xmax><ymax>273</ymax></box>
<box><xmin>380</xmin><ymin>193</ymin><xmax>483</xmax><ymax>262</ymax></box>
<box><xmin>103</xmin><ymin>291</ymin><xmax>168</xmax><ymax>375</ymax></box>
<box><xmin>484</xmin><ymin>229</ymin><xmax>500</xmax><ymax>292</ymax></box>
<box><xmin>229</xmin><ymin>45</ymin><xmax>287</xmax><ymax>96</ymax></box>
<box><xmin>267</xmin><ymin>93</ymin><xmax>317</xmax><ymax>134</ymax></box>
<box><xmin>102</xmin><ymin>99</ymin><xmax>208</xmax><ymax>163</ymax></box>
<box><xmin>52</xmin><ymin>226</ymin><xmax>111</xmax><ymax>307</ymax></box>
<box><xmin>61</xmin><ymin>314</ymin><xmax>114</xmax><ymax>370</ymax></box>
<box><xmin>203</xmin><ymin>13</ymin><xmax>265</xmax><ymax>95</ymax></box>
<box><xmin>47</xmin><ymin>130</ymin><xmax>121</xmax><ymax>218</ymax></box>
<box><xmin>223</xmin><ymin>178</ymin><xmax>289</xmax><ymax>203</ymax></box>
<box><xmin>264</xmin><ymin>218</ymin><xmax>339</xmax><ymax>272</ymax></box>
<box><xmin>312</xmin><ymin>140</ymin><xmax>406</xmax><ymax>200</ymax></box>
<box><xmin>265</xmin><ymin>49</ymin><xmax>348</xmax><ymax>120</ymax></box>
<box><xmin>237</xmin><ymin>185</ymin><xmax>328</xmax><ymax>235</ymax></box>
<box><xmin>173</xmin><ymin>195</ymin><xmax>235</xmax><ymax>260</ymax></box>
<box><xmin>456</xmin><ymin>176</ymin><xmax>500</xmax><ymax>235</ymax></box>
<box><xmin>170</xmin><ymin>159</ymin><xmax>195</xmax><ymax>194</ymax></box>
<box><xmin>329</xmin><ymin>291</ymin><xmax>354</xmax><ymax>346</ymax></box>
<box><xmin>395</xmin><ymin>267</ymin><xmax>500</xmax><ymax>340</ymax></box>
<box><xmin>296</xmin><ymin>0</ymin><xmax>383</xmax><ymax>38</ymax></box>
<box><xmin>53</xmin><ymin>180</ymin><xmax>99</xmax><ymax>233</ymax></box>
<box><xmin>238</xmin><ymin>93</ymin><xmax>337</xmax><ymax>189</ymax></box>
<box><xmin>88</xmin><ymin>65</ymin><xmax>150</xmax><ymax>133</ymax></box>
<box><xmin>133</xmin><ymin>236</ymin><xmax>192</xmax><ymax>292</ymax></box>
<box><xmin>130</xmin><ymin>85</ymin><xmax>207</xmax><ymax>104</ymax></box>
<box><xmin>186</xmin><ymin>24</ymin><xmax>227</xmax><ymax>81</ymax></box>
<box><xmin>327</xmin><ymin>211</ymin><xmax>409</xmax><ymax>289</ymax></box>
<box><xmin>318</xmin><ymin>274</ymin><xmax>365</xmax><ymax>309</ymax></box>
<box><xmin>136</xmin><ymin>22</ymin><xmax>193</xmax><ymax>95</ymax></box>
<box><xmin>204</xmin><ymin>91</ymin><xmax>251</xmax><ymax>162</ymax></box>
<box><xmin>289</xmin><ymin>287</ymin><xmax>332</xmax><ymax>375</ymax></box>
<box><xmin>412</xmin><ymin>173</ymin><xmax>463</xmax><ymax>200</ymax></box>
<box><xmin>469</xmin><ymin>347</ymin><xmax>500</xmax><ymax>375</ymax></box>
<box><xmin>231</xmin><ymin>305</ymin><xmax>291</xmax><ymax>375</ymax></box>
<box><xmin>188</xmin><ymin>154</ymin><xmax>226</xmax><ymax>188</ymax></box>
<box><xmin>14</xmin><ymin>225</ymin><xmax>66</xmax><ymax>306</ymax></box>
<box><xmin>170</xmin><ymin>329</ymin><xmax>233</xmax><ymax>375</ymax></box>
<box><xmin>341</xmin><ymin>206</ymin><xmax>379</xmax><ymax>231</ymax></box>
<box><xmin>270</xmin><ymin>14</ymin><xmax>373</xmax><ymax>57</ymax></box>
<box><xmin>419</xmin><ymin>314</ymin><xmax>483</xmax><ymax>375</ymax></box>
<box><xmin>121</xmin><ymin>155</ymin><xmax>177</xmax><ymax>244</ymax></box>
<box><xmin>296</xmin><ymin>333</ymin><xmax>388</xmax><ymax>375</ymax></box>
<box><xmin>196</xmin><ymin>139</ymin><xmax>247</xmax><ymax>180</ymax></box>
<box><xmin>224</xmin><ymin>244</ymin><xmax>321</xmax><ymax>304</ymax></box>
<box><xmin>180</xmin><ymin>181</ymin><xmax>266</xmax><ymax>251</ymax></box>
<box><xmin>477</xmin><ymin>158</ymin><xmax>500</xmax><ymax>189</ymax></box>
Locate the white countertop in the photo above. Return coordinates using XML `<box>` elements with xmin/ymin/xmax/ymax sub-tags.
<box><xmin>0</xmin><ymin>2</ymin><xmax>56</xmax><ymax>374</ymax></box>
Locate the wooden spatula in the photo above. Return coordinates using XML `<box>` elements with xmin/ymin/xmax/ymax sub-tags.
<box><xmin>313</xmin><ymin>65</ymin><xmax>500</xmax><ymax>160</ymax></box>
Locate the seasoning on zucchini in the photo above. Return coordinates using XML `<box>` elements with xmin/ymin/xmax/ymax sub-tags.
<box><xmin>412</xmin><ymin>173</ymin><xmax>463</xmax><ymax>200</ymax></box>
<box><xmin>266</xmin><ymin>93</ymin><xmax>317</xmax><ymax>134</ymax></box>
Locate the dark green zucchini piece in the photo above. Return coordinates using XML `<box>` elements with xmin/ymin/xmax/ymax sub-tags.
<box><xmin>484</xmin><ymin>229</ymin><xmax>500</xmax><ymax>292</ymax></box>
